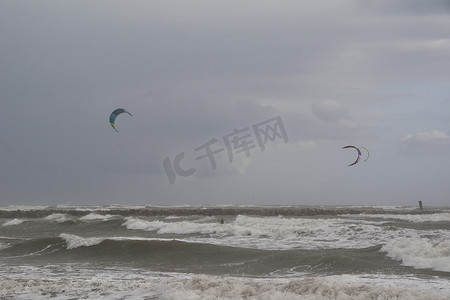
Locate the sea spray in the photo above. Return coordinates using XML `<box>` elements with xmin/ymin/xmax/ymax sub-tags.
<box><xmin>2</xmin><ymin>219</ymin><xmax>25</xmax><ymax>226</ymax></box>
<box><xmin>59</xmin><ymin>233</ymin><xmax>104</xmax><ymax>250</ymax></box>
<box><xmin>1</xmin><ymin>205</ymin><xmax>449</xmax><ymax>299</ymax></box>
<box><xmin>381</xmin><ymin>239</ymin><xmax>450</xmax><ymax>272</ymax></box>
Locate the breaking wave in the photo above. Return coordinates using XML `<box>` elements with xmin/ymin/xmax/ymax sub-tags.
<box><xmin>358</xmin><ymin>212</ymin><xmax>450</xmax><ymax>223</ymax></box>
<box><xmin>381</xmin><ymin>239</ymin><xmax>450</xmax><ymax>272</ymax></box>
<box><xmin>1</xmin><ymin>205</ymin><xmax>449</xmax><ymax>299</ymax></box>
<box><xmin>2</xmin><ymin>219</ymin><xmax>25</xmax><ymax>226</ymax></box>
<box><xmin>59</xmin><ymin>233</ymin><xmax>104</xmax><ymax>250</ymax></box>
<box><xmin>1</xmin><ymin>274</ymin><xmax>448</xmax><ymax>300</ymax></box>
<box><xmin>44</xmin><ymin>213</ymin><xmax>69</xmax><ymax>223</ymax></box>
<box><xmin>121</xmin><ymin>215</ymin><xmax>450</xmax><ymax>251</ymax></box>
<box><xmin>161</xmin><ymin>276</ymin><xmax>449</xmax><ymax>300</ymax></box>
<box><xmin>79</xmin><ymin>213</ymin><xmax>116</xmax><ymax>221</ymax></box>
<box><xmin>1</xmin><ymin>234</ymin><xmax>396</xmax><ymax>276</ymax></box>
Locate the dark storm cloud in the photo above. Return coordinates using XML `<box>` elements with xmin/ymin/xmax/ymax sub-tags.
<box><xmin>1</xmin><ymin>1</ymin><xmax>450</xmax><ymax>205</ymax></box>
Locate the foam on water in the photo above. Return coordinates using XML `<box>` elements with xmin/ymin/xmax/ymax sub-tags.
<box><xmin>164</xmin><ymin>216</ymin><xmax>184</xmax><ymax>220</ymax></box>
<box><xmin>357</xmin><ymin>213</ymin><xmax>450</xmax><ymax>223</ymax></box>
<box><xmin>79</xmin><ymin>213</ymin><xmax>116</xmax><ymax>221</ymax></box>
<box><xmin>1</xmin><ymin>206</ymin><xmax>449</xmax><ymax>299</ymax></box>
<box><xmin>58</xmin><ymin>233</ymin><xmax>188</xmax><ymax>250</ymax></box>
<box><xmin>335</xmin><ymin>205</ymin><xmax>417</xmax><ymax>210</ymax></box>
<box><xmin>44</xmin><ymin>213</ymin><xmax>69</xmax><ymax>223</ymax></box>
<box><xmin>2</xmin><ymin>219</ymin><xmax>25</xmax><ymax>226</ymax></box>
<box><xmin>122</xmin><ymin>215</ymin><xmax>449</xmax><ymax>250</ymax></box>
<box><xmin>161</xmin><ymin>275</ymin><xmax>450</xmax><ymax>300</ymax></box>
<box><xmin>59</xmin><ymin>233</ymin><xmax>104</xmax><ymax>250</ymax></box>
<box><xmin>381</xmin><ymin>239</ymin><xmax>450</xmax><ymax>272</ymax></box>
<box><xmin>0</xmin><ymin>205</ymin><xmax>49</xmax><ymax>211</ymax></box>
<box><xmin>1</xmin><ymin>271</ymin><xmax>449</xmax><ymax>300</ymax></box>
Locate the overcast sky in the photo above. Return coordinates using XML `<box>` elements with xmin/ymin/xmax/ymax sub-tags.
<box><xmin>1</xmin><ymin>0</ymin><xmax>450</xmax><ymax>207</ymax></box>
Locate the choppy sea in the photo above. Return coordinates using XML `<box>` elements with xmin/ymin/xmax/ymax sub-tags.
<box><xmin>1</xmin><ymin>205</ymin><xmax>449</xmax><ymax>299</ymax></box>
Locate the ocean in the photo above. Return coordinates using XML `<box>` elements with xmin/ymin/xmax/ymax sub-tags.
<box><xmin>0</xmin><ymin>205</ymin><xmax>449</xmax><ymax>299</ymax></box>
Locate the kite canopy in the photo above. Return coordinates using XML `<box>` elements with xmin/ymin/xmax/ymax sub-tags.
<box><xmin>342</xmin><ymin>145</ymin><xmax>361</xmax><ymax>166</ymax></box>
<box><xmin>361</xmin><ymin>147</ymin><xmax>370</xmax><ymax>162</ymax></box>
<box><xmin>109</xmin><ymin>108</ymin><xmax>132</xmax><ymax>132</ymax></box>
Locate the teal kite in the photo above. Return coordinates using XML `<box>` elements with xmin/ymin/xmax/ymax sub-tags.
<box><xmin>109</xmin><ymin>108</ymin><xmax>132</xmax><ymax>132</ymax></box>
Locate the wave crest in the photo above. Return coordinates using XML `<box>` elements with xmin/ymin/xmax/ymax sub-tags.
<box><xmin>2</xmin><ymin>219</ymin><xmax>25</xmax><ymax>226</ymax></box>
<box><xmin>381</xmin><ymin>239</ymin><xmax>450</xmax><ymax>272</ymax></box>
<box><xmin>59</xmin><ymin>233</ymin><xmax>104</xmax><ymax>250</ymax></box>
<box><xmin>79</xmin><ymin>213</ymin><xmax>116</xmax><ymax>221</ymax></box>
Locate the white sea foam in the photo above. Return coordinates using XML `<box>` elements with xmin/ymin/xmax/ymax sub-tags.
<box><xmin>57</xmin><ymin>234</ymin><xmax>177</xmax><ymax>250</ymax></box>
<box><xmin>164</xmin><ymin>216</ymin><xmax>184</xmax><ymax>220</ymax></box>
<box><xmin>121</xmin><ymin>215</ymin><xmax>450</xmax><ymax>250</ymax></box>
<box><xmin>357</xmin><ymin>213</ymin><xmax>450</xmax><ymax>223</ymax></box>
<box><xmin>44</xmin><ymin>213</ymin><xmax>68</xmax><ymax>223</ymax></box>
<box><xmin>1</xmin><ymin>271</ymin><xmax>449</xmax><ymax>300</ymax></box>
<box><xmin>59</xmin><ymin>233</ymin><xmax>104</xmax><ymax>250</ymax></box>
<box><xmin>161</xmin><ymin>275</ymin><xmax>449</xmax><ymax>300</ymax></box>
<box><xmin>2</xmin><ymin>219</ymin><xmax>25</xmax><ymax>226</ymax></box>
<box><xmin>192</xmin><ymin>216</ymin><xmax>217</xmax><ymax>223</ymax></box>
<box><xmin>381</xmin><ymin>239</ymin><xmax>450</xmax><ymax>272</ymax></box>
<box><xmin>0</xmin><ymin>205</ymin><xmax>49</xmax><ymax>211</ymax></box>
<box><xmin>122</xmin><ymin>218</ymin><xmax>165</xmax><ymax>232</ymax></box>
<box><xmin>79</xmin><ymin>213</ymin><xmax>115</xmax><ymax>221</ymax></box>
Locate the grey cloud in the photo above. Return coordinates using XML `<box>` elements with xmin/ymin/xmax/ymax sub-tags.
<box><xmin>283</xmin><ymin>112</ymin><xmax>363</xmax><ymax>143</ymax></box>
<box><xmin>400</xmin><ymin>129</ymin><xmax>450</xmax><ymax>156</ymax></box>
<box><xmin>311</xmin><ymin>100</ymin><xmax>350</xmax><ymax>123</ymax></box>
<box><xmin>355</xmin><ymin>0</ymin><xmax>450</xmax><ymax>15</ymax></box>
<box><xmin>2</xmin><ymin>0</ymin><xmax>450</xmax><ymax>206</ymax></box>
<box><xmin>402</xmin><ymin>130</ymin><xmax>450</xmax><ymax>144</ymax></box>
<box><xmin>281</xmin><ymin>99</ymin><xmax>367</xmax><ymax>143</ymax></box>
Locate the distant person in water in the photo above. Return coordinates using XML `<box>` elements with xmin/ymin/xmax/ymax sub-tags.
<box><xmin>220</xmin><ymin>218</ymin><xmax>224</xmax><ymax>224</ymax></box>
